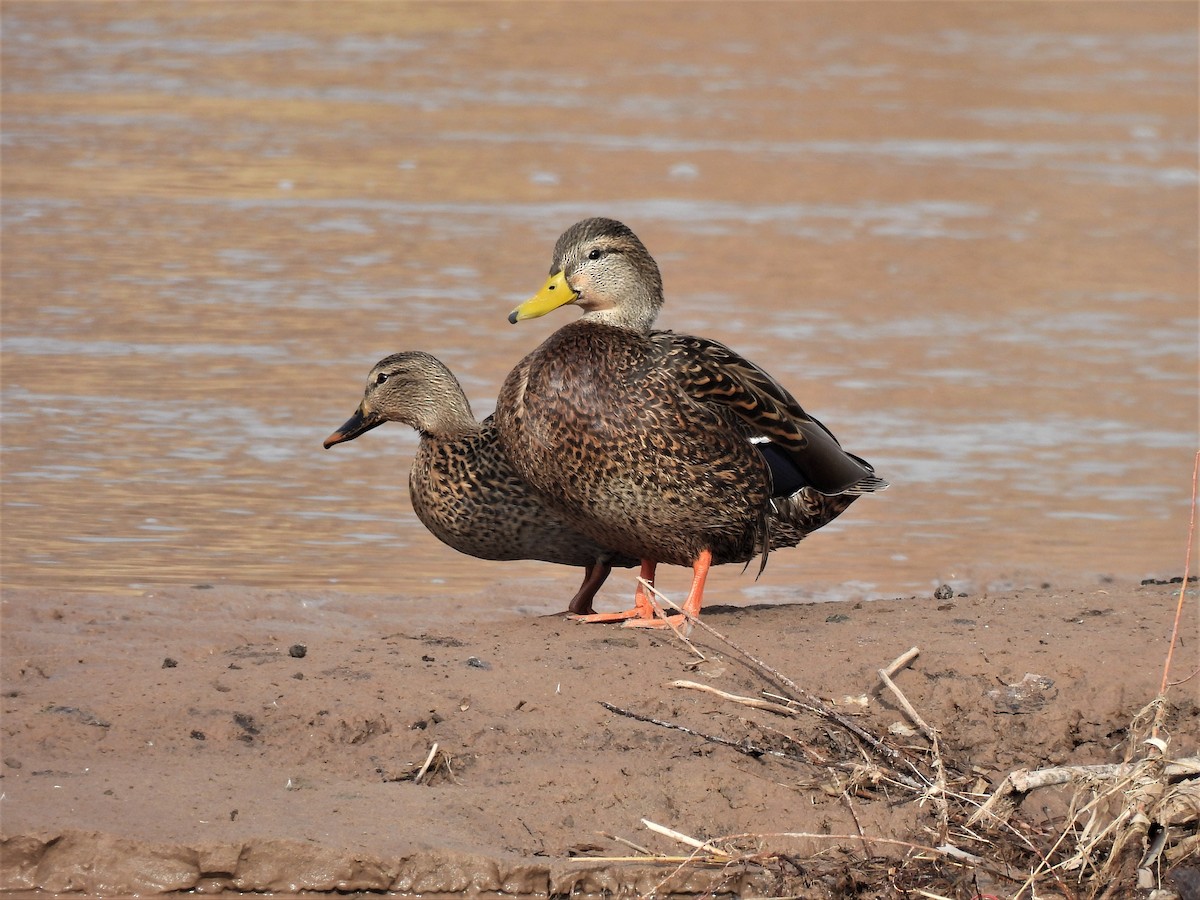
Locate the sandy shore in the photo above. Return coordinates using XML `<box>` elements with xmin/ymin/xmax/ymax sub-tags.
<box><xmin>1</xmin><ymin>579</ymin><xmax>1196</xmax><ymax>896</ymax></box>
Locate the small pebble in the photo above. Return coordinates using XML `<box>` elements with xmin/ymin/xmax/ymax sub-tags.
<box><xmin>466</xmin><ymin>656</ymin><xmax>490</xmax><ymax>669</ymax></box>
<box><xmin>162</xmin><ymin>657</ymin><xmax>178</xmax><ymax>668</ymax></box>
<box><xmin>934</xmin><ymin>584</ymin><xmax>954</xmax><ymax>600</ymax></box>
<box><xmin>288</xmin><ymin>644</ymin><xmax>307</xmax><ymax>659</ymax></box>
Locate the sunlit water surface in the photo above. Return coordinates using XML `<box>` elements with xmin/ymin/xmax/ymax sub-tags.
<box><xmin>2</xmin><ymin>3</ymin><xmax>1196</xmax><ymax>619</ymax></box>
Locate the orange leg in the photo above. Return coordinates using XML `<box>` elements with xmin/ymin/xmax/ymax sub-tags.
<box><xmin>623</xmin><ymin>549</ymin><xmax>712</xmax><ymax>629</ymax></box>
<box><xmin>569</xmin><ymin>559</ymin><xmax>657</xmax><ymax>623</ymax></box>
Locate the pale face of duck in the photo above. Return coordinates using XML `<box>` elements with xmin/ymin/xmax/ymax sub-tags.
<box><xmin>509</xmin><ymin>218</ymin><xmax>663</xmax><ymax>332</ymax></box>
<box><xmin>323</xmin><ymin>351</ymin><xmax>475</xmax><ymax>447</ymax></box>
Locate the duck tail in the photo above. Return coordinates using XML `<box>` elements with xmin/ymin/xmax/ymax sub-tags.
<box><xmin>837</xmin><ymin>453</ymin><xmax>889</xmax><ymax>496</ymax></box>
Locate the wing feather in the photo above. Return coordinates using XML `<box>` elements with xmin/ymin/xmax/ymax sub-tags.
<box><xmin>657</xmin><ymin>332</ymin><xmax>888</xmax><ymax>496</ymax></box>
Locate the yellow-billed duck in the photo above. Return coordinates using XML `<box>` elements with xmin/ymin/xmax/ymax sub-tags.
<box><xmin>495</xmin><ymin>218</ymin><xmax>886</xmax><ymax>628</ymax></box>
<box><xmin>323</xmin><ymin>351</ymin><xmax>636</xmax><ymax>614</ymax></box>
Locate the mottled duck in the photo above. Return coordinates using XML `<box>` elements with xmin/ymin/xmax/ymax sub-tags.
<box><xmin>324</xmin><ymin>351</ymin><xmax>636</xmax><ymax>614</ymax></box>
<box><xmin>495</xmin><ymin>218</ymin><xmax>886</xmax><ymax>628</ymax></box>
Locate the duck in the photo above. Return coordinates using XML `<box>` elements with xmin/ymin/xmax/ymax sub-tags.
<box><xmin>323</xmin><ymin>351</ymin><xmax>637</xmax><ymax>615</ymax></box>
<box><xmin>494</xmin><ymin>218</ymin><xmax>887</xmax><ymax>628</ymax></box>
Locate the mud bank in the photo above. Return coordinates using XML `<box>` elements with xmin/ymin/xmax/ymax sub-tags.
<box><xmin>2</xmin><ymin>580</ymin><xmax>1196</xmax><ymax>895</ymax></box>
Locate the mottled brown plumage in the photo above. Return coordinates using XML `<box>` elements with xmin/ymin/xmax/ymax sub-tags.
<box><xmin>323</xmin><ymin>351</ymin><xmax>636</xmax><ymax>614</ymax></box>
<box><xmin>496</xmin><ymin>218</ymin><xmax>887</xmax><ymax>626</ymax></box>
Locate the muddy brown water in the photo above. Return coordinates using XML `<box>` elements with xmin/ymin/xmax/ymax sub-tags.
<box><xmin>2</xmin><ymin>2</ymin><xmax>1196</xmax><ymax>621</ymax></box>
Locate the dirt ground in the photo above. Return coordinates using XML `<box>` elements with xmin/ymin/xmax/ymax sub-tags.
<box><xmin>1</xmin><ymin>578</ymin><xmax>1197</xmax><ymax>897</ymax></box>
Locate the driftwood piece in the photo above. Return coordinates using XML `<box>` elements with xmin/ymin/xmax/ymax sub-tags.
<box><xmin>969</xmin><ymin>756</ymin><xmax>1200</xmax><ymax>827</ymax></box>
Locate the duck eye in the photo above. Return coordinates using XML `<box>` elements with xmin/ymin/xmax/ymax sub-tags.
<box><xmin>587</xmin><ymin>248</ymin><xmax>603</xmax><ymax>261</ymax></box>
<box><xmin>375</xmin><ymin>372</ymin><xmax>389</xmax><ymax>385</ymax></box>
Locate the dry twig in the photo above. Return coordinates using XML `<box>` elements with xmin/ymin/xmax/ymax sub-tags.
<box><xmin>607</xmin><ymin>557</ymin><xmax>1199</xmax><ymax>898</ymax></box>
<box><xmin>877</xmin><ymin>647</ymin><xmax>936</xmax><ymax>742</ymax></box>
<box><xmin>641</xmin><ymin>818</ymin><xmax>730</xmax><ymax>857</ymax></box>
<box><xmin>671</xmin><ymin>679</ymin><xmax>801</xmax><ymax>716</ymax></box>
<box><xmin>641</xmin><ymin>581</ymin><xmax>899</xmax><ymax>761</ymax></box>
<box><xmin>600</xmin><ymin>700</ymin><xmax>793</xmax><ymax>760</ymax></box>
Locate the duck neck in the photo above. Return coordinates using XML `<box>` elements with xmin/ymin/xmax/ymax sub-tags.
<box><xmin>413</xmin><ymin>391</ymin><xmax>481</xmax><ymax>439</ymax></box>
<box><xmin>580</xmin><ymin>286</ymin><xmax>661</xmax><ymax>333</ymax></box>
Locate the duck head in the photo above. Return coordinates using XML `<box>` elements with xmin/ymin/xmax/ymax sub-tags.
<box><xmin>509</xmin><ymin>218</ymin><xmax>663</xmax><ymax>332</ymax></box>
<box><xmin>323</xmin><ymin>351</ymin><xmax>474</xmax><ymax>447</ymax></box>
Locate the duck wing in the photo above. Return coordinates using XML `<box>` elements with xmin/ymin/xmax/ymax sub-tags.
<box><xmin>656</xmin><ymin>332</ymin><xmax>888</xmax><ymax>497</ymax></box>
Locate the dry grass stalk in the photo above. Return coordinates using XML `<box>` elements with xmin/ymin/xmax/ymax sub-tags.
<box><xmin>606</xmin><ymin>514</ymin><xmax>1200</xmax><ymax>900</ymax></box>
<box><xmin>638</xmin><ymin>823</ymin><xmax>984</xmax><ymax>900</ymax></box>
<box><xmin>643</xmin><ymin>580</ymin><xmax>899</xmax><ymax>762</ymax></box>
<box><xmin>877</xmin><ymin>648</ymin><xmax>935</xmax><ymax>742</ymax></box>
<box><xmin>671</xmin><ymin>679</ymin><xmax>801</xmax><ymax>716</ymax></box>
<box><xmin>978</xmin><ymin>714</ymin><xmax>1193</xmax><ymax>889</ymax></box>
<box><xmin>874</xmin><ymin>648</ymin><xmax>952</xmax><ymax>844</ymax></box>
<box><xmin>400</xmin><ymin>742</ymin><xmax>454</xmax><ymax>785</ymax></box>
<box><xmin>981</xmin><ymin>454</ymin><xmax>1200</xmax><ymax>896</ymax></box>
<box><xmin>881</xmin><ymin>646</ymin><xmax>921</xmax><ymax>679</ymax></box>
<box><xmin>600</xmin><ymin>700</ymin><xmax>794</xmax><ymax>760</ymax></box>
<box><xmin>413</xmin><ymin>741</ymin><xmax>439</xmax><ymax>783</ymax></box>
<box><xmin>601</xmin><ymin>831</ymin><xmax>654</xmax><ymax>857</ymax></box>
<box><xmin>641</xmin><ymin>818</ymin><xmax>731</xmax><ymax>857</ymax></box>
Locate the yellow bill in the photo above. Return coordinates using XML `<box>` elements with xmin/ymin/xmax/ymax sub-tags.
<box><xmin>508</xmin><ymin>270</ymin><xmax>578</xmax><ymax>323</ymax></box>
